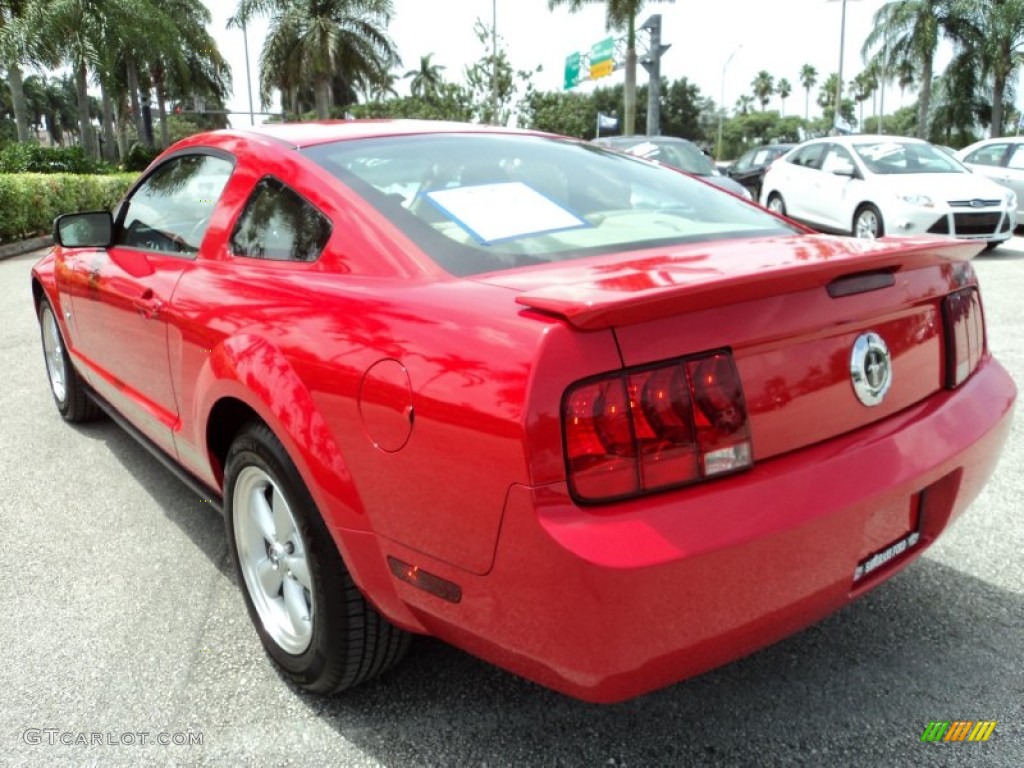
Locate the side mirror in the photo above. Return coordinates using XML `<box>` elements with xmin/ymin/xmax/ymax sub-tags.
<box><xmin>53</xmin><ymin>211</ymin><xmax>113</xmax><ymax>248</ymax></box>
<box><xmin>832</xmin><ymin>166</ymin><xmax>856</xmax><ymax>178</ymax></box>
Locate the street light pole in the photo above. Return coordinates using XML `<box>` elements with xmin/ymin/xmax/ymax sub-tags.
<box><xmin>828</xmin><ymin>0</ymin><xmax>860</xmax><ymax>133</ymax></box>
<box><xmin>716</xmin><ymin>45</ymin><xmax>741</xmax><ymax>161</ymax></box>
<box><xmin>242</xmin><ymin>21</ymin><xmax>255</xmax><ymax>126</ymax></box>
<box><xmin>835</xmin><ymin>0</ymin><xmax>847</xmax><ymax>132</ymax></box>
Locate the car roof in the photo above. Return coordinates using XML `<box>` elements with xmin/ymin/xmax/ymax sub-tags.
<box><xmin>806</xmin><ymin>134</ymin><xmax>929</xmax><ymax>147</ymax></box>
<box><xmin>962</xmin><ymin>136</ymin><xmax>1024</xmax><ymax>147</ymax></box>
<box><xmin>204</xmin><ymin>120</ymin><xmax>546</xmax><ymax>149</ymax></box>
<box><xmin>596</xmin><ymin>135</ymin><xmax>698</xmax><ymax>147</ymax></box>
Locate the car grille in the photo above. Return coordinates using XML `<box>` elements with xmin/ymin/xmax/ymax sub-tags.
<box><xmin>948</xmin><ymin>199</ymin><xmax>1001</xmax><ymax>208</ymax></box>
<box><xmin>927</xmin><ymin>211</ymin><xmax>1008</xmax><ymax>237</ymax></box>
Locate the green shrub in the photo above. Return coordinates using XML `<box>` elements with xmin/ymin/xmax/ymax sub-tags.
<box><xmin>0</xmin><ymin>172</ymin><xmax>137</xmax><ymax>243</ymax></box>
<box><xmin>122</xmin><ymin>143</ymin><xmax>162</xmax><ymax>172</ymax></box>
<box><xmin>0</xmin><ymin>143</ymin><xmax>114</xmax><ymax>175</ymax></box>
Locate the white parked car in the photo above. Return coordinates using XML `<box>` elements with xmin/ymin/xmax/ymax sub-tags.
<box><xmin>760</xmin><ymin>135</ymin><xmax>1016</xmax><ymax>247</ymax></box>
<box><xmin>955</xmin><ymin>136</ymin><xmax>1024</xmax><ymax>218</ymax></box>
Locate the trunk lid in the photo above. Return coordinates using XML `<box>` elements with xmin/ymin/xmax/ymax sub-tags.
<box><xmin>479</xmin><ymin>234</ymin><xmax>978</xmax><ymax>462</ymax></box>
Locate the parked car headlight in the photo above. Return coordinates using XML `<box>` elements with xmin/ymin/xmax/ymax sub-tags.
<box><xmin>899</xmin><ymin>193</ymin><xmax>934</xmax><ymax>207</ymax></box>
<box><xmin>1006</xmin><ymin>190</ymin><xmax>1017</xmax><ymax>209</ymax></box>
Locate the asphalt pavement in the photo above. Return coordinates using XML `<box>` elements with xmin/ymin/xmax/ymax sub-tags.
<box><xmin>1</xmin><ymin>240</ymin><xmax>1021</xmax><ymax>767</ymax></box>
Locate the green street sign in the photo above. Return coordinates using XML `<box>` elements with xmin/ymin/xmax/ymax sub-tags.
<box><xmin>563</xmin><ymin>52</ymin><xmax>581</xmax><ymax>90</ymax></box>
<box><xmin>590</xmin><ymin>36</ymin><xmax>614</xmax><ymax>63</ymax></box>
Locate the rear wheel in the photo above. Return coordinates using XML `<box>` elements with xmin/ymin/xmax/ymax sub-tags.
<box><xmin>766</xmin><ymin>193</ymin><xmax>786</xmax><ymax>215</ymax></box>
<box><xmin>853</xmin><ymin>204</ymin><xmax>884</xmax><ymax>239</ymax></box>
<box><xmin>225</xmin><ymin>422</ymin><xmax>410</xmax><ymax>694</ymax></box>
<box><xmin>38</xmin><ymin>298</ymin><xmax>98</xmax><ymax>422</ymax></box>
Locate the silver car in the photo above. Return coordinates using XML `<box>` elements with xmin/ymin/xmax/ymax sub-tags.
<box><xmin>956</xmin><ymin>137</ymin><xmax>1024</xmax><ymax>218</ymax></box>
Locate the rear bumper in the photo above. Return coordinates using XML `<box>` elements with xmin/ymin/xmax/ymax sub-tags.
<box><xmin>385</xmin><ymin>358</ymin><xmax>1016</xmax><ymax>702</ymax></box>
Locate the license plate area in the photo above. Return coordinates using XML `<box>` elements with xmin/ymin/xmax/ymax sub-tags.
<box><xmin>852</xmin><ymin>491</ymin><xmax>923</xmax><ymax>584</ymax></box>
<box><xmin>853</xmin><ymin>529</ymin><xmax>921</xmax><ymax>583</ymax></box>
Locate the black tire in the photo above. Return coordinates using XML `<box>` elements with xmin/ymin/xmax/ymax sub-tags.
<box><xmin>853</xmin><ymin>204</ymin><xmax>884</xmax><ymax>239</ymax></box>
<box><xmin>766</xmin><ymin>193</ymin><xmax>786</xmax><ymax>216</ymax></box>
<box><xmin>224</xmin><ymin>422</ymin><xmax>410</xmax><ymax>694</ymax></box>
<box><xmin>983</xmin><ymin>241</ymin><xmax>1000</xmax><ymax>252</ymax></box>
<box><xmin>37</xmin><ymin>297</ymin><xmax>98</xmax><ymax>423</ymax></box>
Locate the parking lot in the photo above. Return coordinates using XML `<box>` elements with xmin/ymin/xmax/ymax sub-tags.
<box><xmin>1</xmin><ymin>240</ymin><xmax>1021</xmax><ymax>767</ymax></box>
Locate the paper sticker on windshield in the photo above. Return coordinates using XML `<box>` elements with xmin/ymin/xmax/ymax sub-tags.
<box><xmin>626</xmin><ymin>142</ymin><xmax>659</xmax><ymax>159</ymax></box>
<box><xmin>425</xmin><ymin>182</ymin><xmax>587</xmax><ymax>243</ymax></box>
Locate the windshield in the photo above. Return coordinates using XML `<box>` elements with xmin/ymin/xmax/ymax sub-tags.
<box><xmin>305</xmin><ymin>134</ymin><xmax>798</xmax><ymax>276</ymax></box>
<box><xmin>614</xmin><ymin>139</ymin><xmax>717</xmax><ymax>175</ymax></box>
<box><xmin>852</xmin><ymin>141</ymin><xmax>967</xmax><ymax>175</ymax></box>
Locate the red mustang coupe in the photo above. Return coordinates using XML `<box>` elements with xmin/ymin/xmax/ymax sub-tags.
<box><xmin>32</xmin><ymin>121</ymin><xmax>1015</xmax><ymax>703</ymax></box>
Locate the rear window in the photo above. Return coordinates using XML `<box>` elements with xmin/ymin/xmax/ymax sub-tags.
<box><xmin>304</xmin><ymin>134</ymin><xmax>799</xmax><ymax>276</ymax></box>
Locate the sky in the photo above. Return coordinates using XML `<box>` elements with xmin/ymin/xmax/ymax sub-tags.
<box><xmin>203</xmin><ymin>0</ymin><xmax>971</xmax><ymax>128</ymax></box>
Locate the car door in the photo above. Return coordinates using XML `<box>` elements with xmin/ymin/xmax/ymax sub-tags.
<box><xmin>810</xmin><ymin>144</ymin><xmax>860</xmax><ymax>232</ymax></box>
<box><xmin>778</xmin><ymin>143</ymin><xmax>827</xmax><ymax>224</ymax></box>
<box><xmin>727</xmin><ymin>149</ymin><xmax>760</xmax><ymax>196</ymax></box>
<box><xmin>69</xmin><ymin>152</ymin><xmax>234</xmax><ymax>455</ymax></box>
<box><xmin>1001</xmin><ymin>143</ymin><xmax>1024</xmax><ymax>216</ymax></box>
<box><xmin>961</xmin><ymin>142</ymin><xmax>1011</xmax><ymax>189</ymax></box>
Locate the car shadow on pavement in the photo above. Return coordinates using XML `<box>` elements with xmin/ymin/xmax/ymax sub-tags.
<box><xmin>68</xmin><ymin>418</ymin><xmax>232</xmax><ymax>579</ymax></box>
<box><xmin>58</xmin><ymin>416</ymin><xmax>1021</xmax><ymax>765</ymax></box>
<box><xmin>300</xmin><ymin>558</ymin><xmax>1022</xmax><ymax>766</ymax></box>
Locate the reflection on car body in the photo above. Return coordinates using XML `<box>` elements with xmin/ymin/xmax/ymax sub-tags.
<box><xmin>30</xmin><ymin>121</ymin><xmax>1016</xmax><ymax>704</ymax></box>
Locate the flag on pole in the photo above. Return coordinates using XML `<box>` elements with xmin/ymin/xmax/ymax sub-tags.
<box><xmin>596</xmin><ymin>112</ymin><xmax>618</xmax><ymax>138</ymax></box>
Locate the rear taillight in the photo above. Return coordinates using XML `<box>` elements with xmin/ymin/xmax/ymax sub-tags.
<box><xmin>563</xmin><ymin>350</ymin><xmax>752</xmax><ymax>503</ymax></box>
<box><xmin>942</xmin><ymin>287</ymin><xmax>984</xmax><ymax>388</ymax></box>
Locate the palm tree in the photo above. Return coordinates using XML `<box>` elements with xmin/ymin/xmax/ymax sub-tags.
<box><xmin>751</xmin><ymin>70</ymin><xmax>774</xmax><ymax>111</ymax></box>
<box><xmin>896</xmin><ymin>59</ymin><xmax>915</xmax><ymax>107</ymax></box>
<box><xmin>735</xmin><ymin>94</ymin><xmax>754</xmax><ymax>115</ymax></box>
<box><xmin>404</xmin><ymin>53</ymin><xmax>445</xmax><ymax>100</ymax></box>
<box><xmin>146</xmin><ymin>0</ymin><xmax>230</xmax><ymax>147</ymax></box>
<box><xmin>548</xmin><ymin>0</ymin><xmax>675</xmax><ymax>137</ymax></box>
<box><xmin>799</xmin><ymin>63</ymin><xmax>817</xmax><ymax>121</ymax></box>
<box><xmin>862</xmin><ymin>0</ymin><xmax>961</xmax><ymax>139</ymax></box>
<box><xmin>0</xmin><ymin>0</ymin><xmax>42</xmax><ymax>142</ymax></box>
<box><xmin>232</xmin><ymin>0</ymin><xmax>398</xmax><ymax>120</ymax></box>
<box><xmin>852</xmin><ymin>71</ymin><xmax>874</xmax><ymax>130</ymax></box>
<box><xmin>777</xmin><ymin>77</ymin><xmax>792</xmax><ymax>116</ymax></box>
<box><xmin>952</xmin><ymin>0</ymin><xmax>1024</xmax><ymax>137</ymax></box>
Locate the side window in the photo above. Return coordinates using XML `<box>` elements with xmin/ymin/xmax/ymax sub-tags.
<box><xmin>117</xmin><ymin>154</ymin><xmax>233</xmax><ymax>255</ymax></box>
<box><xmin>821</xmin><ymin>145</ymin><xmax>856</xmax><ymax>175</ymax></box>
<box><xmin>965</xmin><ymin>144</ymin><xmax>1008</xmax><ymax>167</ymax></box>
<box><xmin>789</xmin><ymin>144</ymin><xmax>826</xmax><ymax>169</ymax></box>
<box><xmin>732</xmin><ymin>151</ymin><xmax>754</xmax><ymax>172</ymax></box>
<box><xmin>1007</xmin><ymin>145</ymin><xmax>1024</xmax><ymax>170</ymax></box>
<box><xmin>230</xmin><ymin>177</ymin><xmax>332</xmax><ymax>262</ymax></box>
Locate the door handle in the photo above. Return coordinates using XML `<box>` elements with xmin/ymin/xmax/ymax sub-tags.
<box><xmin>132</xmin><ymin>289</ymin><xmax>163</xmax><ymax>319</ymax></box>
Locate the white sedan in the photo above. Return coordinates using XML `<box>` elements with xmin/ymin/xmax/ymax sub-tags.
<box><xmin>760</xmin><ymin>135</ymin><xmax>1016</xmax><ymax>246</ymax></box>
<box><xmin>955</xmin><ymin>136</ymin><xmax>1024</xmax><ymax>218</ymax></box>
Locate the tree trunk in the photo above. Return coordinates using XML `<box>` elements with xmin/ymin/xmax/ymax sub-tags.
<box><xmin>7</xmin><ymin>63</ymin><xmax>31</xmax><ymax>142</ymax></box>
<box><xmin>804</xmin><ymin>89</ymin><xmax>810</xmax><ymax>121</ymax></box>
<box><xmin>916</xmin><ymin>55</ymin><xmax>933</xmax><ymax>139</ymax></box>
<box><xmin>117</xmin><ymin>96</ymin><xmax>130</xmax><ymax>161</ymax></box>
<box><xmin>314</xmin><ymin>74</ymin><xmax>331</xmax><ymax>119</ymax></box>
<box><xmin>156</xmin><ymin>87</ymin><xmax>170</xmax><ymax>148</ymax></box>
<box><xmin>624</xmin><ymin>14</ymin><xmax>637</xmax><ymax>136</ymax></box>
<box><xmin>100</xmin><ymin>84</ymin><xmax>118</xmax><ymax>162</ymax></box>
<box><xmin>125</xmin><ymin>53</ymin><xmax>147</xmax><ymax>145</ymax></box>
<box><xmin>991</xmin><ymin>72</ymin><xmax>1006</xmax><ymax>139</ymax></box>
<box><xmin>75</xmin><ymin>61</ymin><xmax>97</xmax><ymax>157</ymax></box>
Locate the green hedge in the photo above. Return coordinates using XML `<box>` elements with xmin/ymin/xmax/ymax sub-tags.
<box><xmin>0</xmin><ymin>173</ymin><xmax>137</xmax><ymax>243</ymax></box>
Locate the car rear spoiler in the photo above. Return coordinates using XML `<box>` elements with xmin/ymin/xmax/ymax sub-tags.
<box><xmin>514</xmin><ymin>236</ymin><xmax>981</xmax><ymax>330</ymax></box>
